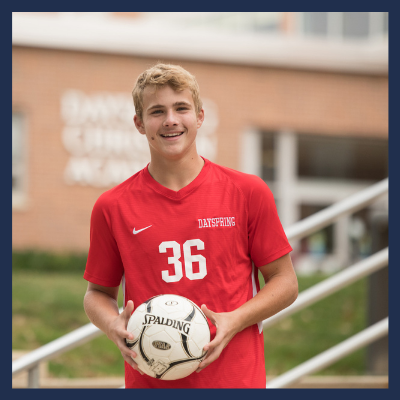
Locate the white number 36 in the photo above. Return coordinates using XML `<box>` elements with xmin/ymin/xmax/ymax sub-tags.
<box><xmin>159</xmin><ymin>239</ymin><xmax>207</xmax><ymax>282</ymax></box>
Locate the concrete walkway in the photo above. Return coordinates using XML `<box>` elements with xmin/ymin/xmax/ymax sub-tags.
<box><xmin>13</xmin><ymin>375</ymin><xmax>388</xmax><ymax>389</ymax></box>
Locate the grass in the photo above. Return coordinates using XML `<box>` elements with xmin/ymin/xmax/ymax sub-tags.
<box><xmin>261</xmin><ymin>272</ymin><xmax>368</xmax><ymax>376</ymax></box>
<box><xmin>12</xmin><ymin>269</ymin><xmax>125</xmax><ymax>378</ymax></box>
<box><xmin>12</xmin><ymin>267</ymin><xmax>368</xmax><ymax>378</ymax></box>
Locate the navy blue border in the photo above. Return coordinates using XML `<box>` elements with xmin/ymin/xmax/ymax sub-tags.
<box><xmin>387</xmin><ymin>6</ymin><xmax>395</xmax><ymax>400</ymax></box>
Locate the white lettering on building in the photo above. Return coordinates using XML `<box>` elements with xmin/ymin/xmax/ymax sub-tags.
<box><xmin>61</xmin><ymin>90</ymin><xmax>218</xmax><ymax>187</ymax></box>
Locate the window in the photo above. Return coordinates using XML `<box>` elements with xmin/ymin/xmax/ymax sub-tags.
<box><xmin>300</xmin><ymin>204</ymin><xmax>334</xmax><ymax>255</ymax></box>
<box><xmin>297</xmin><ymin>134</ymin><xmax>388</xmax><ymax>181</ymax></box>
<box><xmin>165</xmin><ymin>12</ymin><xmax>282</xmax><ymax>34</ymax></box>
<box><xmin>300</xmin><ymin>12</ymin><xmax>388</xmax><ymax>41</ymax></box>
<box><xmin>343</xmin><ymin>12</ymin><xmax>369</xmax><ymax>39</ymax></box>
<box><xmin>258</xmin><ymin>129</ymin><xmax>387</xmax><ymax>271</ymax></box>
<box><xmin>261</xmin><ymin>132</ymin><xmax>276</xmax><ymax>181</ymax></box>
<box><xmin>261</xmin><ymin>131</ymin><xmax>388</xmax><ymax>183</ymax></box>
<box><xmin>12</xmin><ymin>112</ymin><xmax>27</xmax><ymax>207</ymax></box>
<box><xmin>303</xmin><ymin>12</ymin><xmax>328</xmax><ymax>36</ymax></box>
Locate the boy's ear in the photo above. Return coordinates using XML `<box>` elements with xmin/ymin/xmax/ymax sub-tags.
<box><xmin>134</xmin><ymin>115</ymin><xmax>146</xmax><ymax>135</ymax></box>
<box><xmin>197</xmin><ymin>109</ymin><xmax>205</xmax><ymax>129</ymax></box>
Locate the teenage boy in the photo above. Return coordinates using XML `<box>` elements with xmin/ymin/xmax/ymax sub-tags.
<box><xmin>83</xmin><ymin>63</ymin><xmax>298</xmax><ymax>388</ymax></box>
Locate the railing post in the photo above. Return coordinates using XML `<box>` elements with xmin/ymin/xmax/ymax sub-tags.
<box><xmin>27</xmin><ymin>364</ymin><xmax>40</xmax><ymax>388</ymax></box>
<box><xmin>367</xmin><ymin>211</ymin><xmax>388</xmax><ymax>374</ymax></box>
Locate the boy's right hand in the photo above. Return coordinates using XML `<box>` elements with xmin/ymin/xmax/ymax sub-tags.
<box><xmin>106</xmin><ymin>300</ymin><xmax>144</xmax><ymax>374</ymax></box>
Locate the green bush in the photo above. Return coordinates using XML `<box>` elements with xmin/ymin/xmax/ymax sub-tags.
<box><xmin>12</xmin><ymin>250</ymin><xmax>88</xmax><ymax>273</ymax></box>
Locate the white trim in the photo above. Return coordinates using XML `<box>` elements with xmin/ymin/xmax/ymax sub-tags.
<box><xmin>12</xmin><ymin>13</ymin><xmax>387</xmax><ymax>75</ymax></box>
<box><xmin>12</xmin><ymin>112</ymin><xmax>29</xmax><ymax>210</ymax></box>
<box><xmin>239</xmin><ymin>127</ymin><xmax>262</xmax><ymax>177</ymax></box>
<box><xmin>328</xmin><ymin>12</ymin><xmax>343</xmax><ymax>39</ymax></box>
<box><xmin>251</xmin><ymin>263</ymin><xmax>263</xmax><ymax>334</ymax></box>
<box><xmin>369</xmin><ymin>12</ymin><xmax>385</xmax><ymax>39</ymax></box>
<box><xmin>121</xmin><ymin>274</ymin><xmax>125</xmax><ymax>310</ymax></box>
<box><xmin>276</xmin><ymin>130</ymin><xmax>298</xmax><ymax>229</ymax></box>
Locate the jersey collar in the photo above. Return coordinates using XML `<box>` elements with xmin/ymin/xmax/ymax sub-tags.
<box><xmin>143</xmin><ymin>157</ymin><xmax>210</xmax><ymax>201</ymax></box>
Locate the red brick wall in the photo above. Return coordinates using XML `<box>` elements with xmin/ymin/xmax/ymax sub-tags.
<box><xmin>12</xmin><ymin>46</ymin><xmax>388</xmax><ymax>252</ymax></box>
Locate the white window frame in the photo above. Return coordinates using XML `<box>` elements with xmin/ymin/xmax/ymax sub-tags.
<box><xmin>12</xmin><ymin>112</ymin><xmax>28</xmax><ymax>209</ymax></box>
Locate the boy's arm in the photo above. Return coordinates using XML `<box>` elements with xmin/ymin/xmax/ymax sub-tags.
<box><xmin>196</xmin><ymin>253</ymin><xmax>298</xmax><ymax>372</ymax></box>
<box><xmin>83</xmin><ymin>282</ymin><xmax>143</xmax><ymax>373</ymax></box>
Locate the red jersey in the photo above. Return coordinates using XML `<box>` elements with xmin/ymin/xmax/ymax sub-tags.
<box><xmin>84</xmin><ymin>158</ymin><xmax>292</xmax><ymax>388</ymax></box>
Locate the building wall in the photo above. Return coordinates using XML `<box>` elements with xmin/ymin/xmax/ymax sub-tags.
<box><xmin>12</xmin><ymin>46</ymin><xmax>388</xmax><ymax>252</ymax></box>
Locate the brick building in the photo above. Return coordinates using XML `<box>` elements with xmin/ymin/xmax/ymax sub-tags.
<box><xmin>12</xmin><ymin>12</ymin><xmax>388</xmax><ymax>272</ymax></box>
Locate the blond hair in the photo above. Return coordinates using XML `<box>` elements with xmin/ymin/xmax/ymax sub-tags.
<box><xmin>132</xmin><ymin>63</ymin><xmax>203</xmax><ymax>120</ymax></box>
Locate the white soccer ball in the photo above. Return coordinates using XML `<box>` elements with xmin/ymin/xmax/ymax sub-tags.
<box><xmin>126</xmin><ymin>294</ymin><xmax>210</xmax><ymax>380</ymax></box>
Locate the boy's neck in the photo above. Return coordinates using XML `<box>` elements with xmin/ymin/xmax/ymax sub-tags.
<box><xmin>147</xmin><ymin>153</ymin><xmax>205</xmax><ymax>192</ymax></box>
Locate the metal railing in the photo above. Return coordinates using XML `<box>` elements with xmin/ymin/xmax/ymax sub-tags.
<box><xmin>266</xmin><ymin>317</ymin><xmax>388</xmax><ymax>388</ymax></box>
<box><xmin>285</xmin><ymin>178</ymin><xmax>388</xmax><ymax>242</ymax></box>
<box><xmin>12</xmin><ymin>178</ymin><xmax>388</xmax><ymax>388</ymax></box>
<box><xmin>263</xmin><ymin>248</ymin><xmax>388</xmax><ymax>388</ymax></box>
<box><xmin>263</xmin><ymin>248</ymin><xmax>388</xmax><ymax>330</ymax></box>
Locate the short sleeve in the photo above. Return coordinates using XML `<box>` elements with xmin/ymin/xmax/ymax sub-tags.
<box><xmin>84</xmin><ymin>194</ymin><xmax>124</xmax><ymax>287</ymax></box>
<box><xmin>247</xmin><ymin>177</ymin><xmax>292</xmax><ymax>267</ymax></box>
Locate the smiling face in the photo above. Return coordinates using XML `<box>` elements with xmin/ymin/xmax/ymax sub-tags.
<box><xmin>134</xmin><ymin>85</ymin><xmax>204</xmax><ymax>162</ymax></box>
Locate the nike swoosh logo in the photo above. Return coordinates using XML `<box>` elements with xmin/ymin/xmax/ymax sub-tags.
<box><xmin>133</xmin><ymin>225</ymin><xmax>152</xmax><ymax>235</ymax></box>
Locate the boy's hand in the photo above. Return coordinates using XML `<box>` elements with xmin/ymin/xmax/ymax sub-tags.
<box><xmin>196</xmin><ymin>304</ymin><xmax>241</xmax><ymax>373</ymax></box>
<box><xmin>106</xmin><ymin>300</ymin><xmax>144</xmax><ymax>374</ymax></box>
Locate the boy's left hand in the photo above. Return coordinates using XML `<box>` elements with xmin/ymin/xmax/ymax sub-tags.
<box><xmin>196</xmin><ymin>304</ymin><xmax>241</xmax><ymax>373</ymax></box>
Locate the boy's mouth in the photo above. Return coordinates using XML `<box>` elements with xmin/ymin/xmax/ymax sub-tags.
<box><xmin>160</xmin><ymin>132</ymin><xmax>184</xmax><ymax>138</ymax></box>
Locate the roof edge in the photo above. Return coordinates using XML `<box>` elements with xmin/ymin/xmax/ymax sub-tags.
<box><xmin>12</xmin><ymin>13</ymin><xmax>388</xmax><ymax>75</ymax></box>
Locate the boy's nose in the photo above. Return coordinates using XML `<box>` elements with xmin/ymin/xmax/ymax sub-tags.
<box><xmin>163</xmin><ymin>111</ymin><xmax>179</xmax><ymax>126</ymax></box>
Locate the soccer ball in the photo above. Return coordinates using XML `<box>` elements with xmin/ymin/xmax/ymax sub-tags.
<box><xmin>126</xmin><ymin>294</ymin><xmax>210</xmax><ymax>380</ymax></box>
